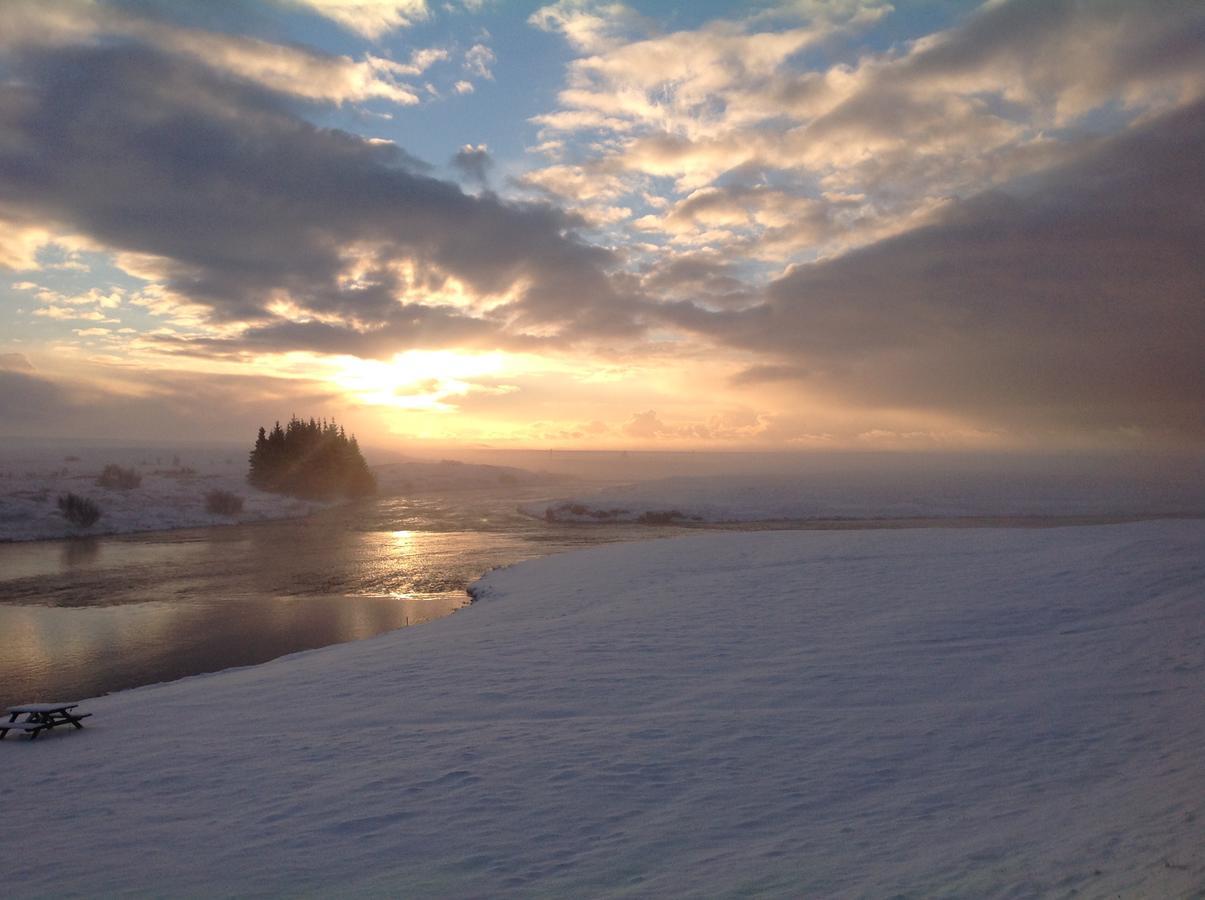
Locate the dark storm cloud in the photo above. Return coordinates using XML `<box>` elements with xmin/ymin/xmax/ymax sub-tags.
<box><xmin>0</xmin><ymin>40</ymin><xmax>638</xmax><ymax>351</ymax></box>
<box><xmin>668</xmin><ymin>99</ymin><xmax>1205</xmax><ymax>436</ymax></box>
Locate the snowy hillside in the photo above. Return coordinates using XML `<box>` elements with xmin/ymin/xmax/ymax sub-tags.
<box><xmin>3</xmin><ymin>520</ymin><xmax>1202</xmax><ymax>896</ymax></box>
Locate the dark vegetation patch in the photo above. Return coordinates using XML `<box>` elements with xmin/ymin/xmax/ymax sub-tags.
<box><xmin>97</xmin><ymin>464</ymin><xmax>141</xmax><ymax>490</ymax></box>
<box><xmin>58</xmin><ymin>492</ymin><xmax>101</xmax><ymax>528</ymax></box>
<box><xmin>205</xmin><ymin>489</ymin><xmax>244</xmax><ymax>516</ymax></box>
<box><xmin>248</xmin><ymin>416</ymin><xmax>375</xmax><ymax>501</ymax></box>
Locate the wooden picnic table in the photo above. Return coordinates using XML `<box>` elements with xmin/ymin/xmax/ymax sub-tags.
<box><xmin>1</xmin><ymin>703</ymin><xmax>92</xmax><ymax>740</ymax></box>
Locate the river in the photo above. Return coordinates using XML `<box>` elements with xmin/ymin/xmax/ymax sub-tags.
<box><xmin>0</xmin><ymin>486</ymin><xmax>692</xmax><ymax>708</ymax></box>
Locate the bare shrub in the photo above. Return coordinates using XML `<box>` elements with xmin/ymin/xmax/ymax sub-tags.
<box><xmin>636</xmin><ymin>509</ymin><xmax>688</xmax><ymax>525</ymax></box>
<box><xmin>97</xmin><ymin>463</ymin><xmax>142</xmax><ymax>489</ymax></box>
<box><xmin>58</xmin><ymin>493</ymin><xmax>102</xmax><ymax>528</ymax></box>
<box><xmin>205</xmin><ymin>489</ymin><xmax>244</xmax><ymax>516</ymax></box>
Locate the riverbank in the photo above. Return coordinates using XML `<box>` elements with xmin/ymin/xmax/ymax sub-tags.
<box><xmin>523</xmin><ymin>468</ymin><xmax>1205</xmax><ymax>524</ymax></box>
<box><xmin>0</xmin><ymin>442</ymin><xmax>557</xmax><ymax>542</ymax></box>
<box><xmin>4</xmin><ymin>520</ymin><xmax>1202</xmax><ymax>896</ymax></box>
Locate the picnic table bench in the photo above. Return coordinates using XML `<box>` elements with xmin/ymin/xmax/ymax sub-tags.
<box><xmin>1</xmin><ymin>703</ymin><xmax>92</xmax><ymax>740</ymax></box>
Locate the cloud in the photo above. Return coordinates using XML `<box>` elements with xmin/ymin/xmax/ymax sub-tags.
<box><xmin>0</xmin><ymin>214</ymin><xmax>98</xmax><ymax>272</ymax></box>
<box><xmin>4</xmin><ymin>0</ymin><xmax>1203</xmax><ymax>448</ymax></box>
<box><xmin>0</xmin><ymin>37</ymin><xmax>648</xmax><ymax>358</ymax></box>
<box><xmin>756</xmin><ymin>0</ymin><xmax>890</xmax><ymax>25</ymax></box>
<box><xmin>284</xmin><ymin>0</ymin><xmax>431</xmax><ymax>38</ymax></box>
<box><xmin>516</xmin><ymin>163</ymin><xmax>627</xmax><ymax>203</ymax></box>
<box><xmin>638</xmin><ymin>252</ymin><xmax>754</xmax><ymax>308</ymax></box>
<box><xmin>621</xmin><ymin>408</ymin><xmax>669</xmax><ymax>438</ymax></box>
<box><xmin>2</xmin><ymin>1</ymin><xmax>427</xmax><ymax>106</ymax></box>
<box><xmin>389</xmin><ymin>46</ymin><xmax>450</xmax><ymax>76</ymax></box>
<box><xmin>463</xmin><ymin>43</ymin><xmax>495</xmax><ymax>79</ymax></box>
<box><xmin>728</xmin><ymin>364</ymin><xmax>809</xmax><ymax>386</ymax></box>
<box><xmin>0</xmin><ymin>366</ymin><xmax>351</xmax><ymax>441</ymax></box>
<box><xmin>667</xmin><ymin>99</ymin><xmax>1205</xmax><ymax>437</ymax></box>
<box><xmin>0</xmin><ymin>370</ymin><xmax>73</xmax><ymax>423</ymax></box>
<box><xmin>451</xmin><ymin>144</ymin><xmax>493</xmax><ymax>184</ymax></box>
<box><xmin>620</xmin><ymin>407</ymin><xmax>770</xmax><ymax>442</ymax></box>
<box><xmin>528</xmin><ymin>1</ymin><xmax>653</xmax><ymax>53</ymax></box>
<box><xmin>0</xmin><ymin>353</ymin><xmax>35</xmax><ymax>372</ymax></box>
<box><xmin>529</xmin><ymin>0</ymin><xmax>1205</xmax><ymax>262</ymax></box>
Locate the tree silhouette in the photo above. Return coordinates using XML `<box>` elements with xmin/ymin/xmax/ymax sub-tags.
<box><xmin>247</xmin><ymin>416</ymin><xmax>375</xmax><ymax>500</ymax></box>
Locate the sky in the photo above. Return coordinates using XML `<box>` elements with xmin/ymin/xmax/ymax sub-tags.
<box><xmin>0</xmin><ymin>0</ymin><xmax>1202</xmax><ymax>452</ymax></box>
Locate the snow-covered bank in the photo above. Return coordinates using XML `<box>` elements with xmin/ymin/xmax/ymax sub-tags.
<box><xmin>0</xmin><ymin>445</ymin><xmax>325</xmax><ymax>541</ymax></box>
<box><xmin>4</xmin><ymin>521</ymin><xmax>1203</xmax><ymax>897</ymax></box>
<box><xmin>0</xmin><ymin>443</ymin><xmax>559</xmax><ymax>541</ymax></box>
<box><xmin>525</xmin><ymin>469</ymin><xmax>1205</xmax><ymax>523</ymax></box>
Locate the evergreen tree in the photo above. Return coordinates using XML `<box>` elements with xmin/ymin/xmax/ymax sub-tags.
<box><xmin>246</xmin><ymin>416</ymin><xmax>376</xmax><ymax>500</ymax></box>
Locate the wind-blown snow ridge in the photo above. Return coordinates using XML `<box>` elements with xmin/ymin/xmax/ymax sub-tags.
<box><xmin>3</xmin><ymin>520</ymin><xmax>1202</xmax><ymax>896</ymax></box>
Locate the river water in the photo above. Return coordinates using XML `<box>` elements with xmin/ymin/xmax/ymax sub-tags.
<box><xmin>0</xmin><ymin>487</ymin><xmax>692</xmax><ymax>708</ymax></box>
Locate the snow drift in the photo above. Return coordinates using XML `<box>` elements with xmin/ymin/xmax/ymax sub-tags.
<box><xmin>3</xmin><ymin>520</ymin><xmax>1202</xmax><ymax>896</ymax></box>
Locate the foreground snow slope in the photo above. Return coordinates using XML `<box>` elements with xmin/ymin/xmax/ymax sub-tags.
<box><xmin>4</xmin><ymin>521</ymin><xmax>1204</xmax><ymax>897</ymax></box>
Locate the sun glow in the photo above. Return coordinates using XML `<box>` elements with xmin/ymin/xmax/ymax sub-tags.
<box><xmin>328</xmin><ymin>350</ymin><xmax>511</xmax><ymax>411</ymax></box>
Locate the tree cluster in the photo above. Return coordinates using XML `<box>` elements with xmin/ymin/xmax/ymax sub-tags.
<box><xmin>247</xmin><ymin>417</ymin><xmax>376</xmax><ymax>500</ymax></box>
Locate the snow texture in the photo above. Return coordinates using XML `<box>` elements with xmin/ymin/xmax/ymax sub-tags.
<box><xmin>0</xmin><ymin>444</ymin><xmax>554</xmax><ymax>541</ymax></box>
<box><xmin>524</xmin><ymin>470</ymin><xmax>1205</xmax><ymax>524</ymax></box>
<box><xmin>3</xmin><ymin>520</ymin><xmax>1203</xmax><ymax>897</ymax></box>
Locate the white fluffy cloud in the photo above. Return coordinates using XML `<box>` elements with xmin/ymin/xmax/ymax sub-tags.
<box><xmin>284</xmin><ymin>0</ymin><xmax>431</xmax><ymax>38</ymax></box>
<box><xmin>463</xmin><ymin>43</ymin><xmax>496</xmax><ymax>80</ymax></box>
<box><xmin>528</xmin><ymin>0</ymin><xmax>1205</xmax><ymax>262</ymax></box>
<box><xmin>529</xmin><ymin>0</ymin><xmax>652</xmax><ymax>53</ymax></box>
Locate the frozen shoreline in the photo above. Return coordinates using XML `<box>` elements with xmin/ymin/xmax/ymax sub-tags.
<box><xmin>523</xmin><ymin>470</ymin><xmax>1205</xmax><ymax>524</ymax></box>
<box><xmin>0</xmin><ymin>444</ymin><xmax>557</xmax><ymax>542</ymax></box>
<box><xmin>4</xmin><ymin>519</ymin><xmax>1202</xmax><ymax>896</ymax></box>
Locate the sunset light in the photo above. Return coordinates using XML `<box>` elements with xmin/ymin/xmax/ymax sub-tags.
<box><xmin>2</xmin><ymin>3</ymin><xmax>1203</xmax><ymax>896</ymax></box>
<box><xmin>327</xmin><ymin>350</ymin><xmax>512</xmax><ymax>411</ymax></box>
<box><xmin>2</xmin><ymin>0</ymin><xmax>1200</xmax><ymax>452</ymax></box>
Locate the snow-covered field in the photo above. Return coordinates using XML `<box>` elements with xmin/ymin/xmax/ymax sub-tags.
<box><xmin>0</xmin><ymin>443</ymin><xmax>559</xmax><ymax>541</ymax></box>
<box><xmin>4</xmin><ymin>520</ymin><xmax>1202</xmax><ymax>897</ymax></box>
<box><xmin>525</xmin><ymin>469</ymin><xmax>1205</xmax><ymax>523</ymax></box>
<box><xmin>373</xmin><ymin>457</ymin><xmax>560</xmax><ymax>495</ymax></box>
<box><xmin>0</xmin><ymin>444</ymin><xmax>326</xmax><ymax>542</ymax></box>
